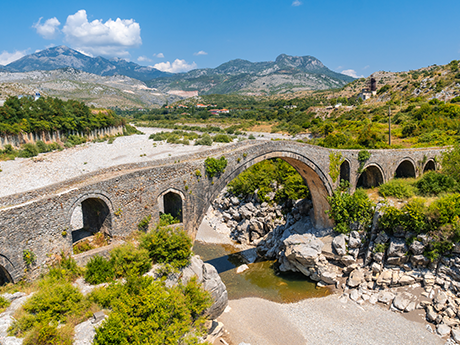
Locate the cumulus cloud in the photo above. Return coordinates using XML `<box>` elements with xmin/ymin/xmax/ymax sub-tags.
<box><xmin>62</xmin><ymin>9</ymin><xmax>142</xmax><ymax>57</ymax></box>
<box><xmin>292</xmin><ymin>0</ymin><xmax>302</xmax><ymax>6</ymax></box>
<box><xmin>0</xmin><ymin>50</ymin><xmax>27</xmax><ymax>65</ymax></box>
<box><xmin>33</xmin><ymin>17</ymin><xmax>61</xmax><ymax>39</ymax></box>
<box><xmin>137</xmin><ymin>55</ymin><xmax>152</xmax><ymax>62</ymax></box>
<box><xmin>153</xmin><ymin>59</ymin><xmax>197</xmax><ymax>73</ymax></box>
<box><xmin>194</xmin><ymin>50</ymin><xmax>208</xmax><ymax>56</ymax></box>
<box><xmin>341</xmin><ymin>69</ymin><xmax>363</xmax><ymax>78</ymax></box>
<box><xmin>153</xmin><ymin>53</ymin><xmax>164</xmax><ymax>58</ymax></box>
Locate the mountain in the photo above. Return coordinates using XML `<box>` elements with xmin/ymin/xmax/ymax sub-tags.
<box><xmin>4</xmin><ymin>46</ymin><xmax>170</xmax><ymax>81</ymax></box>
<box><xmin>145</xmin><ymin>54</ymin><xmax>354</xmax><ymax>95</ymax></box>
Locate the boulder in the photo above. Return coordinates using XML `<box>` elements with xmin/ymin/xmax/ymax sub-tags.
<box><xmin>424</xmin><ymin>272</ymin><xmax>436</xmax><ymax>286</ymax></box>
<box><xmin>249</xmin><ymin>219</ymin><xmax>265</xmax><ymax>237</ymax></box>
<box><xmin>426</xmin><ymin>306</ymin><xmax>438</xmax><ymax>322</ymax></box>
<box><xmin>230</xmin><ymin>197</ymin><xmax>240</xmax><ymax>206</ymax></box>
<box><xmin>386</xmin><ymin>256</ymin><xmax>408</xmax><ymax>266</ymax></box>
<box><xmin>387</xmin><ymin>238</ymin><xmax>408</xmax><ymax>258</ymax></box>
<box><xmin>437</xmin><ymin>324</ymin><xmax>451</xmax><ymax>337</ymax></box>
<box><xmin>202</xmin><ymin>263</ymin><xmax>228</xmax><ymax>319</ymax></box>
<box><xmin>373</xmin><ymin>252</ymin><xmax>384</xmax><ymax>264</ymax></box>
<box><xmin>341</xmin><ymin>255</ymin><xmax>356</xmax><ymax>266</ymax></box>
<box><xmin>371</xmin><ymin>262</ymin><xmax>381</xmax><ymax>274</ymax></box>
<box><xmin>375</xmin><ymin>231</ymin><xmax>390</xmax><ymax>244</ymax></box>
<box><xmin>376</xmin><ymin>270</ymin><xmax>393</xmax><ymax>286</ymax></box>
<box><xmin>320</xmin><ymin>270</ymin><xmax>337</xmax><ymax>285</ymax></box>
<box><xmin>236</xmin><ymin>264</ymin><xmax>249</xmax><ymax>274</ymax></box>
<box><xmin>332</xmin><ymin>234</ymin><xmax>347</xmax><ymax>255</ymax></box>
<box><xmin>377</xmin><ymin>291</ymin><xmax>395</xmax><ymax>305</ymax></box>
<box><xmin>434</xmin><ymin>290</ymin><xmax>448</xmax><ymax>305</ymax></box>
<box><xmin>283</xmin><ymin>234</ymin><xmax>324</xmax><ymax>268</ymax></box>
<box><xmin>452</xmin><ymin>329</ymin><xmax>460</xmax><ymax>343</ymax></box>
<box><xmin>411</xmin><ymin>255</ymin><xmax>430</xmax><ymax>267</ymax></box>
<box><xmin>348</xmin><ymin>231</ymin><xmax>361</xmax><ymax>249</ymax></box>
<box><xmin>350</xmin><ymin>289</ymin><xmax>361</xmax><ymax>302</ymax></box>
<box><xmin>347</xmin><ymin>269</ymin><xmax>365</xmax><ymax>288</ymax></box>
<box><xmin>393</xmin><ymin>292</ymin><xmax>413</xmax><ymax>311</ymax></box>
<box><xmin>399</xmin><ymin>275</ymin><xmax>416</xmax><ymax>286</ymax></box>
<box><xmin>409</xmin><ymin>240</ymin><xmax>425</xmax><ymax>255</ymax></box>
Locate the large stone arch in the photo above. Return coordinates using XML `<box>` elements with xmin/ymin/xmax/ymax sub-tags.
<box><xmin>207</xmin><ymin>150</ymin><xmax>333</xmax><ymax>231</ymax></box>
<box><xmin>68</xmin><ymin>192</ymin><xmax>114</xmax><ymax>244</ymax></box>
<box><xmin>0</xmin><ymin>255</ymin><xmax>15</xmax><ymax>285</ymax></box>
<box><xmin>423</xmin><ymin>159</ymin><xmax>436</xmax><ymax>173</ymax></box>
<box><xmin>357</xmin><ymin>163</ymin><xmax>385</xmax><ymax>188</ymax></box>
<box><xmin>157</xmin><ymin>188</ymin><xmax>186</xmax><ymax>223</ymax></box>
<box><xmin>395</xmin><ymin>158</ymin><xmax>417</xmax><ymax>178</ymax></box>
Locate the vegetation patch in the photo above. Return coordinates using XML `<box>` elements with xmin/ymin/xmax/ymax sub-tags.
<box><xmin>204</xmin><ymin>156</ymin><xmax>228</xmax><ymax>178</ymax></box>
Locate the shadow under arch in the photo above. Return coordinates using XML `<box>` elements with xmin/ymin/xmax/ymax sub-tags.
<box><xmin>395</xmin><ymin>158</ymin><xmax>417</xmax><ymax>178</ymax></box>
<box><xmin>340</xmin><ymin>159</ymin><xmax>351</xmax><ymax>183</ymax></box>
<box><xmin>157</xmin><ymin>188</ymin><xmax>186</xmax><ymax>223</ymax></box>
<box><xmin>0</xmin><ymin>255</ymin><xmax>14</xmax><ymax>285</ymax></box>
<box><xmin>357</xmin><ymin>163</ymin><xmax>385</xmax><ymax>188</ymax></box>
<box><xmin>423</xmin><ymin>159</ymin><xmax>436</xmax><ymax>173</ymax></box>
<box><xmin>68</xmin><ymin>193</ymin><xmax>113</xmax><ymax>244</ymax></box>
<box><xmin>209</xmin><ymin>150</ymin><xmax>334</xmax><ymax>230</ymax></box>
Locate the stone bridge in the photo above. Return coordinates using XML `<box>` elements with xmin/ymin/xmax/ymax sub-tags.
<box><xmin>0</xmin><ymin>140</ymin><xmax>444</xmax><ymax>284</ymax></box>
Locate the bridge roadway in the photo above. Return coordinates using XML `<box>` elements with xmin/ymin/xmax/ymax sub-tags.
<box><xmin>0</xmin><ymin>139</ymin><xmax>444</xmax><ymax>284</ymax></box>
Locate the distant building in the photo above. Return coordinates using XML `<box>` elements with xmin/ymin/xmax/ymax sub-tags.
<box><xmin>283</xmin><ymin>105</ymin><xmax>297</xmax><ymax>109</ymax></box>
<box><xmin>210</xmin><ymin>109</ymin><xmax>230</xmax><ymax>115</ymax></box>
<box><xmin>34</xmin><ymin>92</ymin><xmax>41</xmax><ymax>100</ymax></box>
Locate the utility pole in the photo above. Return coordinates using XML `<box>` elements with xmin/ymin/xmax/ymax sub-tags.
<box><xmin>388</xmin><ymin>105</ymin><xmax>392</xmax><ymax>146</ymax></box>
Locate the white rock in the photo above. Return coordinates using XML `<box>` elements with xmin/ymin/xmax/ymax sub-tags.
<box><xmin>437</xmin><ymin>324</ymin><xmax>451</xmax><ymax>337</ymax></box>
<box><xmin>236</xmin><ymin>264</ymin><xmax>249</xmax><ymax>274</ymax></box>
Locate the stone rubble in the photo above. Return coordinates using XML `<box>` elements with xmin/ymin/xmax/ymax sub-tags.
<box><xmin>210</xmin><ymin>191</ymin><xmax>460</xmax><ymax>344</ymax></box>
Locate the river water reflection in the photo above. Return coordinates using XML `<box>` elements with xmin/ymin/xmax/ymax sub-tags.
<box><xmin>193</xmin><ymin>241</ymin><xmax>331</xmax><ymax>303</ymax></box>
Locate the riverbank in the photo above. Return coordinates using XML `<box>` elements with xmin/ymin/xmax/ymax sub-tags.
<box><xmin>196</xmin><ymin>213</ymin><xmax>446</xmax><ymax>345</ymax></box>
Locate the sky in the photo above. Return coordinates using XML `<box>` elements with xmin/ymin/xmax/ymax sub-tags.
<box><xmin>0</xmin><ymin>0</ymin><xmax>459</xmax><ymax>77</ymax></box>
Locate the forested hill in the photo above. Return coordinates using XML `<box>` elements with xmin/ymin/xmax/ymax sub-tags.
<box><xmin>0</xmin><ymin>96</ymin><xmax>124</xmax><ymax>134</ymax></box>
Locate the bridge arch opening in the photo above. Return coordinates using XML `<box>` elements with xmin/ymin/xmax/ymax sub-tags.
<box><xmin>158</xmin><ymin>189</ymin><xmax>184</xmax><ymax>223</ymax></box>
<box><xmin>0</xmin><ymin>265</ymin><xmax>13</xmax><ymax>286</ymax></box>
<box><xmin>395</xmin><ymin>159</ymin><xmax>416</xmax><ymax>178</ymax></box>
<box><xmin>357</xmin><ymin>165</ymin><xmax>384</xmax><ymax>188</ymax></box>
<box><xmin>71</xmin><ymin>197</ymin><xmax>112</xmax><ymax>244</ymax></box>
<box><xmin>340</xmin><ymin>160</ymin><xmax>351</xmax><ymax>183</ymax></box>
<box><xmin>423</xmin><ymin>160</ymin><xmax>436</xmax><ymax>173</ymax></box>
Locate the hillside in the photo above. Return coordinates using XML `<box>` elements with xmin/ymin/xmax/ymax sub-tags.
<box><xmin>0</xmin><ymin>68</ymin><xmax>180</xmax><ymax>109</ymax></box>
<box><xmin>3</xmin><ymin>46</ymin><xmax>170</xmax><ymax>81</ymax></box>
<box><xmin>146</xmin><ymin>54</ymin><xmax>354</xmax><ymax>95</ymax></box>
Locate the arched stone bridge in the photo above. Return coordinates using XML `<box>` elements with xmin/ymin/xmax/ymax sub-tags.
<box><xmin>0</xmin><ymin>140</ymin><xmax>444</xmax><ymax>284</ymax></box>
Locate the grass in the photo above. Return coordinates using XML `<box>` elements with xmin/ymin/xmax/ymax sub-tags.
<box><xmin>378</xmin><ymin>178</ymin><xmax>417</xmax><ymax>199</ymax></box>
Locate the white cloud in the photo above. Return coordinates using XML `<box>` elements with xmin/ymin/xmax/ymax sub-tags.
<box><xmin>194</xmin><ymin>50</ymin><xmax>208</xmax><ymax>56</ymax></box>
<box><xmin>153</xmin><ymin>59</ymin><xmax>197</xmax><ymax>73</ymax></box>
<box><xmin>0</xmin><ymin>50</ymin><xmax>27</xmax><ymax>65</ymax></box>
<box><xmin>33</xmin><ymin>17</ymin><xmax>61</xmax><ymax>39</ymax></box>
<box><xmin>62</xmin><ymin>9</ymin><xmax>142</xmax><ymax>57</ymax></box>
<box><xmin>137</xmin><ymin>55</ymin><xmax>152</xmax><ymax>62</ymax></box>
<box><xmin>153</xmin><ymin>53</ymin><xmax>164</xmax><ymax>58</ymax></box>
<box><xmin>341</xmin><ymin>69</ymin><xmax>363</xmax><ymax>78</ymax></box>
<box><xmin>292</xmin><ymin>0</ymin><xmax>302</xmax><ymax>6</ymax></box>
<box><xmin>363</xmin><ymin>65</ymin><xmax>370</xmax><ymax>70</ymax></box>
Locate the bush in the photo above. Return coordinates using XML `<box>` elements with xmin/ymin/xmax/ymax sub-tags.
<box><xmin>248</xmin><ymin>134</ymin><xmax>256</xmax><ymax>139</ymax></box>
<box><xmin>379</xmin><ymin>179</ymin><xmax>416</xmax><ymax>199</ymax></box>
<box><xmin>442</xmin><ymin>145</ymin><xmax>460</xmax><ymax>183</ymax></box>
<box><xmin>140</xmin><ymin>227</ymin><xmax>192</xmax><ymax>268</ymax></box>
<box><xmin>73</xmin><ymin>240</ymin><xmax>95</xmax><ymax>254</ymax></box>
<box><xmin>213</xmin><ymin>134</ymin><xmax>232</xmax><ymax>143</ymax></box>
<box><xmin>379</xmin><ymin>198</ymin><xmax>428</xmax><ymax>234</ymax></box>
<box><xmin>93</xmin><ymin>277</ymin><xmax>210</xmax><ymax>345</ymax></box>
<box><xmin>110</xmin><ymin>243</ymin><xmax>152</xmax><ymax>278</ymax></box>
<box><xmin>84</xmin><ymin>256</ymin><xmax>114</xmax><ymax>284</ymax></box>
<box><xmin>428</xmin><ymin>193</ymin><xmax>460</xmax><ymax>227</ymax></box>
<box><xmin>19</xmin><ymin>143</ymin><xmax>39</xmax><ymax>158</ymax></box>
<box><xmin>416</xmin><ymin>171</ymin><xmax>457</xmax><ymax>196</ymax></box>
<box><xmin>159</xmin><ymin>213</ymin><xmax>180</xmax><ymax>226</ymax></box>
<box><xmin>0</xmin><ymin>296</ymin><xmax>10</xmax><ymax>312</ymax></box>
<box><xmin>326</xmin><ymin>185</ymin><xmax>375</xmax><ymax>234</ymax></box>
<box><xmin>35</xmin><ymin>141</ymin><xmax>49</xmax><ymax>153</ymax></box>
<box><xmin>195</xmin><ymin>133</ymin><xmax>213</xmax><ymax>146</ymax></box>
<box><xmin>204</xmin><ymin>156</ymin><xmax>227</xmax><ymax>178</ymax></box>
<box><xmin>138</xmin><ymin>214</ymin><xmax>152</xmax><ymax>231</ymax></box>
<box><xmin>66</xmin><ymin>135</ymin><xmax>87</xmax><ymax>146</ymax></box>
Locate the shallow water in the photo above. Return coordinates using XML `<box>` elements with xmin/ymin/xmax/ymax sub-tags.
<box><xmin>193</xmin><ymin>241</ymin><xmax>331</xmax><ymax>303</ymax></box>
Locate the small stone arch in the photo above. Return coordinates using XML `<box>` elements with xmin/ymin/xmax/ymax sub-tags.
<box><xmin>0</xmin><ymin>255</ymin><xmax>14</xmax><ymax>285</ymax></box>
<box><xmin>158</xmin><ymin>188</ymin><xmax>185</xmax><ymax>223</ymax></box>
<box><xmin>395</xmin><ymin>158</ymin><xmax>416</xmax><ymax>178</ymax></box>
<box><xmin>423</xmin><ymin>159</ymin><xmax>436</xmax><ymax>173</ymax></box>
<box><xmin>357</xmin><ymin>164</ymin><xmax>384</xmax><ymax>188</ymax></box>
<box><xmin>340</xmin><ymin>160</ymin><xmax>351</xmax><ymax>183</ymax></box>
<box><xmin>69</xmin><ymin>193</ymin><xmax>113</xmax><ymax>244</ymax></box>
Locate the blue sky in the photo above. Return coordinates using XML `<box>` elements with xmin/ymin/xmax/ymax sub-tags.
<box><xmin>1</xmin><ymin>0</ymin><xmax>459</xmax><ymax>77</ymax></box>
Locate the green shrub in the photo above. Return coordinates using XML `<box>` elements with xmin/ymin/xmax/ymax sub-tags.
<box><xmin>416</xmin><ymin>171</ymin><xmax>457</xmax><ymax>196</ymax></box>
<box><xmin>428</xmin><ymin>193</ymin><xmax>460</xmax><ymax>227</ymax></box>
<box><xmin>326</xmin><ymin>185</ymin><xmax>375</xmax><ymax>234</ymax></box>
<box><xmin>379</xmin><ymin>179</ymin><xmax>416</xmax><ymax>199</ymax></box>
<box><xmin>73</xmin><ymin>241</ymin><xmax>95</xmax><ymax>254</ymax></box>
<box><xmin>140</xmin><ymin>227</ymin><xmax>192</xmax><ymax>268</ymax></box>
<box><xmin>19</xmin><ymin>144</ymin><xmax>39</xmax><ymax>158</ymax></box>
<box><xmin>442</xmin><ymin>145</ymin><xmax>460</xmax><ymax>183</ymax></box>
<box><xmin>93</xmin><ymin>277</ymin><xmax>210</xmax><ymax>345</ymax></box>
<box><xmin>378</xmin><ymin>206</ymin><xmax>404</xmax><ymax>234</ymax></box>
<box><xmin>204</xmin><ymin>156</ymin><xmax>227</xmax><ymax>178</ymax></box>
<box><xmin>138</xmin><ymin>214</ymin><xmax>152</xmax><ymax>231</ymax></box>
<box><xmin>159</xmin><ymin>213</ymin><xmax>180</xmax><ymax>226</ymax></box>
<box><xmin>47</xmin><ymin>253</ymin><xmax>83</xmax><ymax>281</ymax></box>
<box><xmin>84</xmin><ymin>256</ymin><xmax>114</xmax><ymax>284</ymax></box>
<box><xmin>23</xmin><ymin>249</ymin><xmax>36</xmax><ymax>266</ymax></box>
<box><xmin>401</xmin><ymin>198</ymin><xmax>427</xmax><ymax>233</ymax></box>
<box><xmin>2</xmin><ymin>144</ymin><xmax>15</xmax><ymax>154</ymax></box>
<box><xmin>35</xmin><ymin>141</ymin><xmax>49</xmax><ymax>153</ymax></box>
<box><xmin>66</xmin><ymin>135</ymin><xmax>87</xmax><ymax>146</ymax></box>
<box><xmin>149</xmin><ymin>132</ymin><xmax>168</xmax><ymax>141</ymax></box>
<box><xmin>22</xmin><ymin>323</ymin><xmax>68</xmax><ymax>345</ymax></box>
<box><xmin>213</xmin><ymin>134</ymin><xmax>232</xmax><ymax>143</ymax></box>
<box><xmin>110</xmin><ymin>243</ymin><xmax>152</xmax><ymax>278</ymax></box>
<box><xmin>248</xmin><ymin>134</ymin><xmax>256</xmax><ymax>139</ymax></box>
<box><xmin>0</xmin><ymin>296</ymin><xmax>11</xmax><ymax>312</ymax></box>
<box><xmin>195</xmin><ymin>133</ymin><xmax>213</xmax><ymax>146</ymax></box>
<box><xmin>123</xmin><ymin>124</ymin><xmax>143</xmax><ymax>135</ymax></box>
